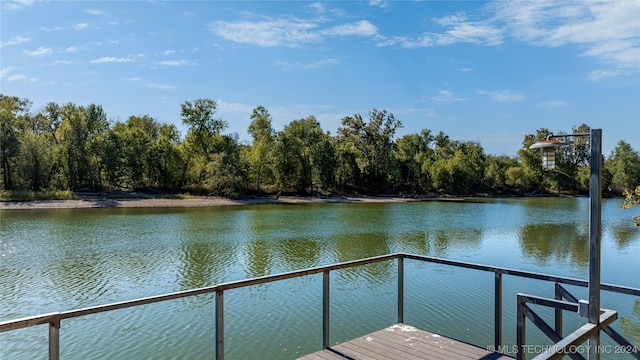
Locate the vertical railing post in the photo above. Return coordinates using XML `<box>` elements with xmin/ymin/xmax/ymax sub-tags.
<box><xmin>215</xmin><ymin>289</ymin><xmax>224</xmax><ymax>360</ymax></box>
<box><xmin>554</xmin><ymin>282</ymin><xmax>563</xmax><ymax>337</ymax></box>
<box><xmin>588</xmin><ymin>128</ymin><xmax>602</xmax><ymax>360</ymax></box>
<box><xmin>516</xmin><ymin>294</ymin><xmax>525</xmax><ymax>360</ymax></box>
<box><xmin>322</xmin><ymin>270</ymin><xmax>330</xmax><ymax>349</ymax></box>
<box><xmin>397</xmin><ymin>255</ymin><xmax>404</xmax><ymax>324</ymax></box>
<box><xmin>49</xmin><ymin>314</ymin><xmax>60</xmax><ymax>360</ymax></box>
<box><xmin>494</xmin><ymin>272</ymin><xmax>502</xmax><ymax>350</ymax></box>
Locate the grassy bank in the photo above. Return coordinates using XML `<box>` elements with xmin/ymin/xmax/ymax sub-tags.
<box><xmin>0</xmin><ymin>190</ymin><xmax>75</xmax><ymax>202</ymax></box>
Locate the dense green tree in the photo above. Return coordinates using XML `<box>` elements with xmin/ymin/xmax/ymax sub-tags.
<box><xmin>55</xmin><ymin>102</ymin><xmax>109</xmax><ymax>190</ymax></box>
<box><xmin>274</xmin><ymin>116</ymin><xmax>327</xmax><ymax>191</ymax></box>
<box><xmin>0</xmin><ymin>95</ymin><xmax>31</xmax><ymax>190</ymax></box>
<box><xmin>14</xmin><ymin>112</ymin><xmax>57</xmax><ymax>190</ymax></box>
<box><xmin>149</xmin><ymin>124</ymin><xmax>184</xmax><ymax>189</ymax></box>
<box><xmin>508</xmin><ymin>130</ymin><xmax>549</xmax><ymax>193</ymax></box>
<box><xmin>429</xmin><ymin>139</ymin><xmax>486</xmax><ymax>193</ymax></box>
<box><xmin>336</xmin><ymin>109</ymin><xmax>402</xmax><ymax>192</ymax></box>
<box><xmin>180</xmin><ymin>98</ymin><xmax>229</xmax><ymax>188</ymax></box>
<box><xmin>311</xmin><ymin>135</ymin><xmax>337</xmax><ymax>190</ymax></box>
<box><xmin>181</xmin><ymin>98</ymin><xmax>226</xmax><ymax>158</ymax></box>
<box><xmin>248</xmin><ymin>106</ymin><xmax>275</xmax><ymax>192</ymax></box>
<box><xmin>202</xmin><ymin>133</ymin><xmax>247</xmax><ymax>196</ymax></box>
<box><xmin>484</xmin><ymin>155</ymin><xmax>518</xmax><ymax>193</ymax></box>
<box><xmin>607</xmin><ymin>140</ymin><xmax>640</xmax><ymax>193</ymax></box>
<box><xmin>395</xmin><ymin>130</ymin><xmax>435</xmax><ymax>192</ymax></box>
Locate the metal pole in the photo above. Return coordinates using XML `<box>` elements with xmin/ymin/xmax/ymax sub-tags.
<box><xmin>398</xmin><ymin>256</ymin><xmax>404</xmax><ymax>324</ymax></box>
<box><xmin>494</xmin><ymin>272</ymin><xmax>502</xmax><ymax>349</ymax></box>
<box><xmin>49</xmin><ymin>315</ymin><xmax>60</xmax><ymax>360</ymax></box>
<box><xmin>322</xmin><ymin>270</ymin><xmax>330</xmax><ymax>349</ymax></box>
<box><xmin>554</xmin><ymin>283</ymin><xmax>563</xmax><ymax>337</ymax></box>
<box><xmin>215</xmin><ymin>289</ymin><xmax>224</xmax><ymax>360</ymax></box>
<box><xmin>588</xmin><ymin>129</ymin><xmax>602</xmax><ymax>360</ymax></box>
<box><xmin>516</xmin><ymin>295</ymin><xmax>525</xmax><ymax>360</ymax></box>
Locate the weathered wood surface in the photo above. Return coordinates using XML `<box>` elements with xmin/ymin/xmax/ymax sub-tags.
<box><xmin>298</xmin><ymin>324</ymin><xmax>512</xmax><ymax>360</ymax></box>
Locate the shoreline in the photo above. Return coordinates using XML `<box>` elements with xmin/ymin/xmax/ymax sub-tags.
<box><xmin>0</xmin><ymin>194</ymin><xmax>466</xmax><ymax>210</ymax></box>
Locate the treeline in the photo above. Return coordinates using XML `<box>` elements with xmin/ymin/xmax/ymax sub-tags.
<box><xmin>1</xmin><ymin>94</ymin><xmax>639</xmax><ymax>197</ymax></box>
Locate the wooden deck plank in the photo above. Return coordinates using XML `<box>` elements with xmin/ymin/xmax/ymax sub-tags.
<box><xmin>379</xmin><ymin>325</ymin><xmax>504</xmax><ymax>359</ymax></box>
<box><xmin>364</xmin><ymin>328</ymin><xmax>458</xmax><ymax>360</ymax></box>
<box><xmin>298</xmin><ymin>349</ymin><xmax>347</xmax><ymax>360</ymax></box>
<box><xmin>298</xmin><ymin>324</ymin><xmax>512</xmax><ymax>360</ymax></box>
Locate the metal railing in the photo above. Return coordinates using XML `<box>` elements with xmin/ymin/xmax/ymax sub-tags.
<box><xmin>1</xmin><ymin>252</ymin><xmax>638</xmax><ymax>359</ymax></box>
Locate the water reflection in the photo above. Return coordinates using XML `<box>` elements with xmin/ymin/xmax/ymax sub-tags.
<box><xmin>276</xmin><ymin>237</ymin><xmax>322</xmax><ymax>269</ymax></box>
<box><xmin>429</xmin><ymin>228</ymin><xmax>483</xmax><ymax>257</ymax></box>
<box><xmin>518</xmin><ymin>223</ymin><xmax>588</xmax><ymax>269</ymax></box>
<box><xmin>176</xmin><ymin>210</ymin><xmax>242</xmax><ymax>290</ymax></box>
<box><xmin>609</xmin><ymin>220</ymin><xmax>640</xmax><ymax>249</ymax></box>
<box><xmin>245</xmin><ymin>239</ymin><xmax>272</xmax><ymax>279</ymax></box>
<box><xmin>620</xmin><ymin>299</ymin><xmax>640</xmax><ymax>345</ymax></box>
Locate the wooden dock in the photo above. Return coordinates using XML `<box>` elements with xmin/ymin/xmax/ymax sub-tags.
<box><xmin>298</xmin><ymin>324</ymin><xmax>512</xmax><ymax>360</ymax></box>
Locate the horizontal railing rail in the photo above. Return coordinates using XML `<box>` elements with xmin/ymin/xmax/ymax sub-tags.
<box><xmin>1</xmin><ymin>252</ymin><xmax>638</xmax><ymax>360</ymax></box>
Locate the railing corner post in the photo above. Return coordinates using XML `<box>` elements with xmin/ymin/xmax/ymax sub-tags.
<box><xmin>516</xmin><ymin>294</ymin><xmax>525</xmax><ymax>360</ymax></box>
<box><xmin>215</xmin><ymin>289</ymin><xmax>224</xmax><ymax>360</ymax></box>
<box><xmin>494</xmin><ymin>271</ymin><xmax>502</xmax><ymax>350</ymax></box>
<box><xmin>49</xmin><ymin>313</ymin><xmax>61</xmax><ymax>360</ymax></box>
<box><xmin>322</xmin><ymin>270</ymin><xmax>330</xmax><ymax>350</ymax></box>
<box><xmin>398</xmin><ymin>255</ymin><xmax>404</xmax><ymax>324</ymax></box>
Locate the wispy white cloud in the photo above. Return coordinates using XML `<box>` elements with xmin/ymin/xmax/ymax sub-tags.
<box><xmin>539</xmin><ymin>100</ymin><xmax>568</xmax><ymax>108</ymax></box>
<box><xmin>587</xmin><ymin>69</ymin><xmax>632</xmax><ymax>80</ymax></box>
<box><xmin>145</xmin><ymin>83</ymin><xmax>176</xmax><ymax>90</ymax></box>
<box><xmin>65</xmin><ymin>47</ymin><xmax>77</xmax><ymax>53</ymax></box>
<box><xmin>84</xmin><ymin>9</ymin><xmax>106</xmax><ymax>16</ymax></box>
<box><xmin>218</xmin><ymin>101</ymin><xmax>255</xmax><ymax>114</ymax></box>
<box><xmin>322</xmin><ymin>21</ymin><xmax>378</xmax><ymax>37</ymax></box>
<box><xmin>308</xmin><ymin>2</ymin><xmax>325</xmax><ymax>15</ymax></box>
<box><xmin>125</xmin><ymin>77</ymin><xmax>142</xmax><ymax>81</ymax></box>
<box><xmin>477</xmin><ymin>90</ymin><xmax>525</xmax><ymax>102</ymax></box>
<box><xmin>429</xmin><ymin>90</ymin><xmax>469</xmax><ymax>102</ymax></box>
<box><xmin>23</xmin><ymin>47</ymin><xmax>52</xmax><ymax>57</ymax></box>
<box><xmin>380</xmin><ymin>12</ymin><xmax>502</xmax><ymax>48</ymax></box>
<box><xmin>162</xmin><ymin>50</ymin><xmax>175</xmax><ymax>55</ymax></box>
<box><xmin>41</xmin><ymin>26</ymin><xmax>64</xmax><ymax>32</ymax></box>
<box><xmin>211</xmin><ymin>19</ymin><xmax>320</xmax><ymax>47</ymax></box>
<box><xmin>490</xmin><ymin>0</ymin><xmax>640</xmax><ymax>78</ymax></box>
<box><xmin>6</xmin><ymin>73</ymin><xmax>38</xmax><ymax>82</ymax></box>
<box><xmin>3</xmin><ymin>0</ymin><xmax>36</xmax><ymax>10</ymax></box>
<box><xmin>211</xmin><ymin>18</ymin><xmax>378</xmax><ymax>47</ymax></box>
<box><xmin>377</xmin><ymin>1</ymin><xmax>639</xmax><ymax>78</ymax></box>
<box><xmin>52</xmin><ymin>60</ymin><xmax>77</xmax><ymax>65</ymax></box>
<box><xmin>369</xmin><ymin>0</ymin><xmax>390</xmax><ymax>9</ymax></box>
<box><xmin>0</xmin><ymin>35</ymin><xmax>30</xmax><ymax>48</ymax></box>
<box><xmin>74</xmin><ymin>23</ymin><xmax>89</xmax><ymax>30</ymax></box>
<box><xmin>90</xmin><ymin>56</ymin><xmax>131</xmax><ymax>63</ymax></box>
<box><xmin>0</xmin><ymin>67</ymin><xmax>16</xmax><ymax>79</ymax></box>
<box><xmin>155</xmin><ymin>60</ymin><xmax>195</xmax><ymax>66</ymax></box>
<box><xmin>274</xmin><ymin>58</ymin><xmax>340</xmax><ymax>70</ymax></box>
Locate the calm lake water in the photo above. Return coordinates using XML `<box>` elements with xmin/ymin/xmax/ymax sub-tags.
<box><xmin>1</xmin><ymin>197</ymin><xmax>639</xmax><ymax>359</ymax></box>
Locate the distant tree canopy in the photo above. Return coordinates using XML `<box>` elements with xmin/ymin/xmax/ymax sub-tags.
<box><xmin>1</xmin><ymin>94</ymin><xmax>639</xmax><ymax>198</ymax></box>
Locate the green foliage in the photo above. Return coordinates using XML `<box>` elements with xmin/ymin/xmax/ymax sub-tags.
<box><xmin>622</xmin><ymin>185</ymin><xmax>640</xmax><ymax>226</ymax></box>
<box><xmin>3</xmin><ymin>94</ymin><xmax>639</xmax><ymax>199</ymax></box>
<box><xmin>336</xmin><ymin>109</ymin><xmax>402</xmax><ymax>192</ymax></box>
<box><xmin>248</xmin><ymin>106</ymin><xmax>275</xmax><ymax>192</ymax></box>
<box><xmin>0</xmin><ymin>189</ymin><xmax>73</xmax><ymax>201</ymax></box>
<box><xmin>607</xmin><ymin>140</ymin><xmax>640</xmax><ymax>193</ymax></box>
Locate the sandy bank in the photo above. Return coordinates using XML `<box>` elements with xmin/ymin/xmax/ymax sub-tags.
<box><xmin>0</xmin><ymin>195</ymin><xmax>459</xmax><ymax>210</ymax></box>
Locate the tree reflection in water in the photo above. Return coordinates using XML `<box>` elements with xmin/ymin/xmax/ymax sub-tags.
<box><xmin>518</xmin><ymin>223</ymin><xmax>588</xmax><ymax>270</ymax></box>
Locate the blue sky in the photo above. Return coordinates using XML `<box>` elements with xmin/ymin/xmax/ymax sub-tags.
<box><xmin>1</xmin><ymin>0</ymin><xmax>639</xmax><ymax>156</ymax></box>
